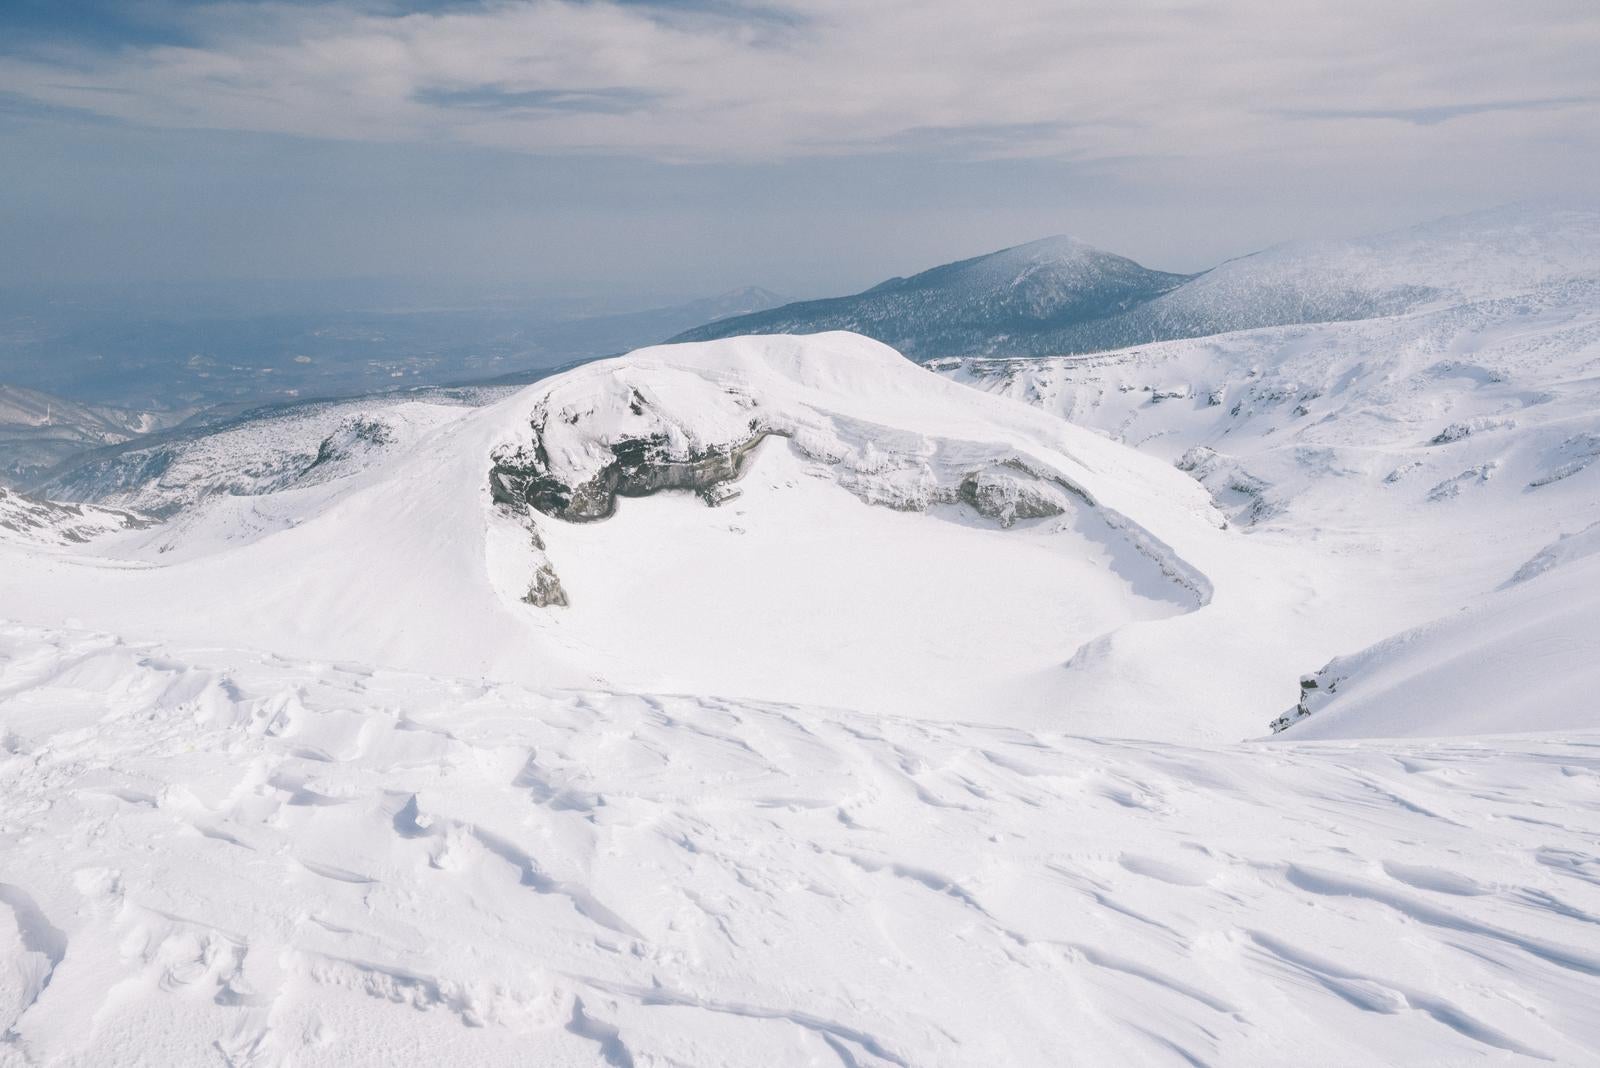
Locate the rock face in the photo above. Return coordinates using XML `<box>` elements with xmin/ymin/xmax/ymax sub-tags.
<box><xmin>524</xmin><ymin>560</ymin><xmax>568</xmax><ymax>607</ymax></box>
<box><xmin>956</xmin><ymin>465</ymin><xmax>1071</xmax><ymax>528</ymax></box>
<box><xmin>1174</xmin><ymin>446</ymin><xmax>1278</xmax><ymax>526</ymax></box>
<box><xmin>1269</xmin><ymin>670</ymin><xmax>1341</xmax><ymax>734</ymax></box>
<box><xmin>491</xmin><ymin>418</ymin><xmax>778</xmax><ymax>523</ymax></box>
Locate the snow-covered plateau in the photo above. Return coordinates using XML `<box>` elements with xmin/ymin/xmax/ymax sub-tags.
<box><xmin>4</xmin><ymin>208</ymin><xmax>1600</xmax><ymax>1066</ymax></box>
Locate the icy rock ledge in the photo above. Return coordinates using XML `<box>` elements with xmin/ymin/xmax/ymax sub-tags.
<box><xmin>491</xmin><ymin>425</ymin><xmax>778</xmax><ymax>523</ymax></box>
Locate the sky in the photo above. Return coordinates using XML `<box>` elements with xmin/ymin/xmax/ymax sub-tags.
<box><xmin>2</xmin><ymin>0</ymin><xmax>1598</xmax><ymax>302</ymax></box>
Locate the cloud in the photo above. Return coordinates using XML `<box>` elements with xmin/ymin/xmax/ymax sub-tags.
<box><xmin>1275</xmin><ymin>95</ymin><xmax>1596</xmax><ymax>127</ymax></box>
<box><xmin>0</xmin><ymin>0</ymin><xmax>1596</xmax><ymax>169</ymax></box>
<box><xmin>415</xmin><ymin>85</ymin><xmax>664</xmax><ymax>115</ymax></box>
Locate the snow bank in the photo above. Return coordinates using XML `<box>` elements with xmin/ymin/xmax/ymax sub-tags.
<box><xmin>1276</xmin><ymin>534</ymin><xmax>1600</xmax><ymax>739</ymax></box>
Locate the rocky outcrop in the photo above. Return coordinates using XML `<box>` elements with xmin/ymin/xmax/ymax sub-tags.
<box><xmin>956</xmin><ymin>465</ymin><xmax>1070</xmax><ymax>527</ymax></box>
<box><xmin>304</xmin><ymin>417</ymin><xmax>395</xmax><ymax>474</ymax></box>
<box><xmin>525</xmin><ymin>561</ymin><xmax>568</xmax><ymax>607</ymax></box>
<box><xmin>1175</xmin><ymin>446</ymin><xmax>1278</xmax><ymax>526</ymax></box>
<box><xmin>487</xmin><ymin>336</ymin><xmax>1217</xmax><ymax>617</ymax></box>
<box><xmin>490</xmin><ymin>416</ymin><xmax>779</xmax><ymax>523</ymax></box>
<box><xmin>1268</xmin><ymin>668</ymin><xmax>1341</xmax><ymax>733</ymax></box>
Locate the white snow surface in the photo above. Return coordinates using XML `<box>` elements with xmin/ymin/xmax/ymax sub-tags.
<box><xmin>3</xmin><ymin>263</ymin><xmax>1600</xmax><ymax>1066</ymax></box>
<box><xmin>1137</xmin><ymin>204</ymin><xmax>1600</xmax><ymax>330</ymax></box>
<box><xmin>939</xmin><ymin>261</ymin><xmax>1600</xmax><ymax>741</ymax></box>
<box><xmin>3</xmin><ymin>621</ymin><xmax>1599</xmax><ymax>1066</ymax></box>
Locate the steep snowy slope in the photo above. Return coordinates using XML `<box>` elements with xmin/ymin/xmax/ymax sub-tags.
<box><xmin>1276</xmin><ymin>536</ymin><xmax>1600</xmax><ymax>739</ymax></box>
<box><xmin>670</xmin><ymin>236</ymin><xmax>1193</xmax><ymax>359</ymax></box>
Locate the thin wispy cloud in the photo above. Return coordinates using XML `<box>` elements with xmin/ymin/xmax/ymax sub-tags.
<box><xmin>1275</xmin><ymin>95</ymin><xmax>1596</xmax><ymax>127</ymax></box>
<box><xmin>0</xmin><ymin>0</ymin><xmax>1595</xmax><ymax>165</ymax></box>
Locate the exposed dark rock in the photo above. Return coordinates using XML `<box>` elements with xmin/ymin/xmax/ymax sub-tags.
<box><xmin>1269</xmin><ymin>670</ymin><xmax>1340</xmax><ymax>733</ymax></box>
<box><xmin>489</xmin><ymin>416</ymin><xmax>783</xmax><ymax>608</ymax></box>
<box><xmin>957</xmin><ymin>469</ymin><xmax>1067</xmax><ymax>527</ymax></box>
<box><xmin>304</xmin><ymin>417</ymin><xmax>395</xmax><ymax>474</ymax></box>
<box><xmin>525</xmin><ymin>562</ymin><xmax>568</xmax><ymax>607</ymax></box>
<box><xmin>491</xmin><ymin>416</ymin><xmax>781</xmax><ymax>523</ymax></box>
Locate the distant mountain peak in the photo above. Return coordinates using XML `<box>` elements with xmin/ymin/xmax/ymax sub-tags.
<box><xmin>669</xmin><ymin>235</ymin><xmax>1191</xmax><ymax>359</ymax></box>
<box><xmin>669</xmin><ymin>204</ymin><xmax>1600</xmax><ymax>361</ymax></box>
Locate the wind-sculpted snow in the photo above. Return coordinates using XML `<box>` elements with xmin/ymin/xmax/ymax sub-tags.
<box><xmin>3</xmin><ymin>621</ymin><xmax>1599</xmax><ymax>1065</ymax></box>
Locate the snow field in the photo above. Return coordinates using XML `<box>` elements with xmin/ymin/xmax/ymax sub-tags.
<box><xmin>4</xmin><ymin>622</ymin><xmax>1599</xmax><ymax>1066</ymax></box>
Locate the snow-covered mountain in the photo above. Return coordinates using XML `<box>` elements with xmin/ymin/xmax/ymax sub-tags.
<box><xmin>8</xmin><ymin>334</ymin><xmax>1241</xmax><ymax>727</ymax></box>
<box><xmin>39</xmin><ymin>388</ymin><xmax>500</xmax><ymax>521</ymax></box>
<box><xmin>677</xmin><ymin>206</ymin><xmax>1600</xmax><ymax>359</ymax></box>
<box><xmin>4</xmin><ymin>210</ymin><xmax>1600</xmax><ymax>1065</ymax></box>
<box><xmin>0</xmin><ymin>485</ymin><xmax>152</xmax><ymax>546</ymax></box>
<box><xmin>937</xmin><ymin>205</ymin><xmax>1600</xmax><ymax>739</ymax></box>
<box><xmin>670</xmin><ymin>236</ymin><xmax>1193</xmax><ymax>359</ymax></box>
<box><xmin>0</xmin><ymin>384</ymin><xmax>192</xmax><ymax>488</ymax></box>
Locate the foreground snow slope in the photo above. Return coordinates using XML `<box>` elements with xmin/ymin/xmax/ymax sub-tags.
<box><xmin>3</xmin><ymin>621</ymin><xmax>1599</xmax><ymax>1066</ymax></box>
